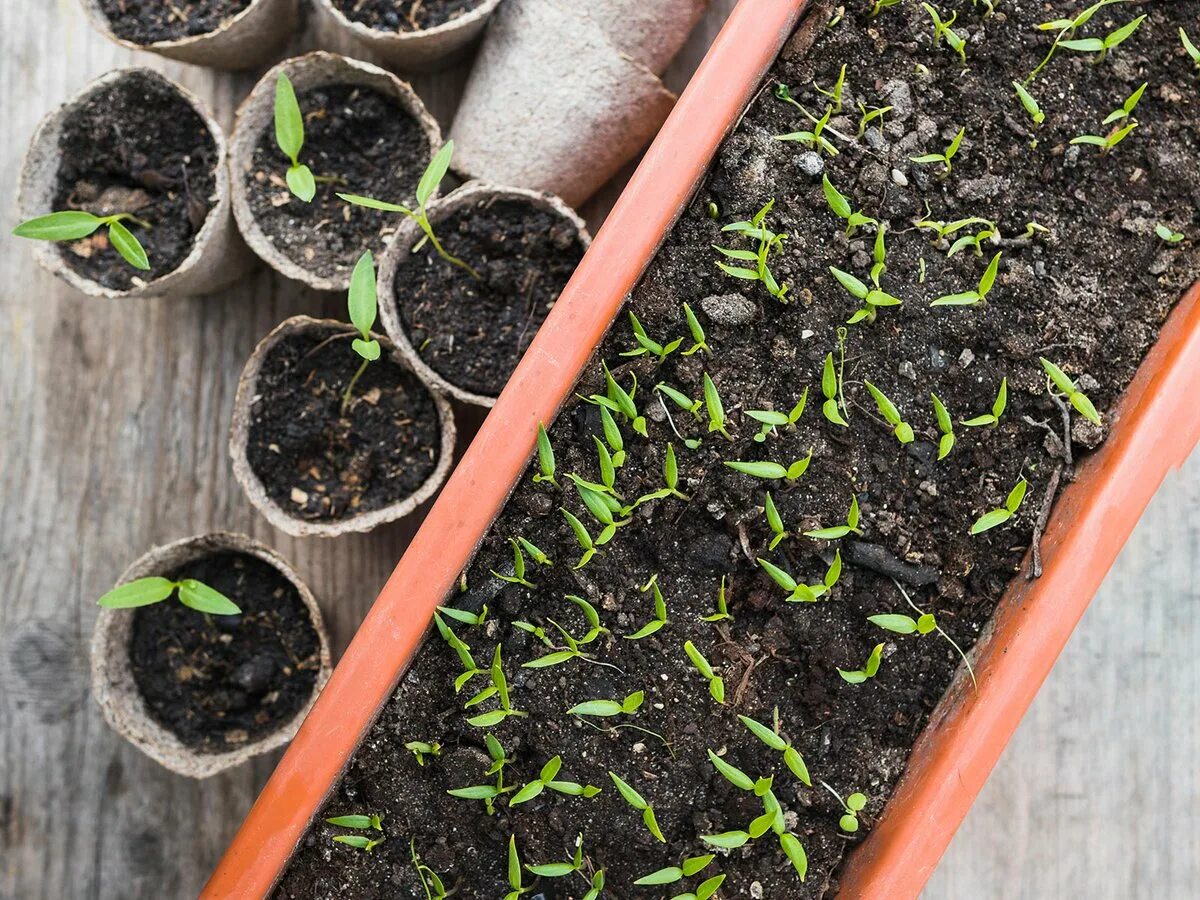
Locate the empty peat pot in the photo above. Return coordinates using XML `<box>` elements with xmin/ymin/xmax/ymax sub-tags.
<box><xmin>230</xmin><ymin>315</ymin><xmax>456</xmax><ymax>537</ymax></box>
<box><xmin>312</xmin><ymin>0</ymin><xmax>503</xmax><ymax>72</ymax></box>
<box><xmin>230</xmin><ymin>52</ymin><xmax>441</xmax><ymax>292</ymax></box>
<box><xmin>378</xmin><ymin>181</ymin><xmax>590</xmax><ymax>407</ymax></box>
<box><xmin>79</xmin><ymin>0</ymin><xmax>298</xmax><ymax>69</ymax></box>
<box><xmin>18</xmin><ymin>68</ymin><xmax>246</xmax><ymax>299</ymax></box>
<box><xmin>90</xmin><ymin>533</ymin><xmax>331</xmax><ymax>779</ymax></box>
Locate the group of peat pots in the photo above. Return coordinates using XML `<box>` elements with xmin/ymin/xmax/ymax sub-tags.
<box><xmin>16</xmin><ymin>0</ymin><xmax>588</xmax><ymax>777</ymax></box>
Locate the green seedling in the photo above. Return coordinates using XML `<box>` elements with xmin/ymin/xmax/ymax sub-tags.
<box><xmin>97</xmin><ymin>575</ymin><xmax>239</xmax><ymax>615</ymax></box>
<box><xmin>412</xmin><ymin>840</ymin><xmax>451</xmax><ymax>900</ymax></box>
<box><xmin>821</xmin><ymin>782</ymin><xmax>868</xmax><ymax>833</ymax></box>
<box><xmin>571</xmin><ymin>479</ymin><xmax>630</xmax><ymax>540</ymax></box>
<box><xmin>724</xmin><ymin>449</ymin><xmax>813</xmax><ymax>484</ymax></box>
<box><xmin>584</xmin><ymin>362</ymin><xmax>648</xmax><ymax>437</ymax></box>
<box><xmin>533</xmin><ymin>423</ymin><xmax>559</xmax><ymax>487</ymax></box>
<box><xmin>820</xmin><ymin>355</ymin><xmax>849</xmax><ymax>427</ymax></box>
<box><xmin>815</xmin><ymin>64</ymin><xmax>847</xmax><ymax>114</ymax></box>
<box><xmin>609</xmin><ymin>772</ymin><xmax>666</xmax><ymax>842</ymax></box>
<box><xmin>437</xmin><ymin>603</ymin><xmax>488</xmax><ymax>627</ymax></box>
<box><xmin>838</xmin><ymin>643</ymin><xmax>884</xmax><ymax>684</ymax></box>
<box><xmin>822</xmin><ymin>174</ymin><xmax>877</xmax><ymax>236</ymax></box>
<box><xmin>586</xmin><ymin>435</ymin><xmax>622</xmax><ymax>496</ymax></box>
<box><xmin>701</xmin><ymin>770</ymin><xmax>808</xmax><ymax>881</ymax></box>
<box><xmin>657</xmin><ymin>383</ymin><xmax>703</xmax><ymax>421</ymax></box>
<box><xmin>973</xmin><ymin>0</ymin><xmax>995</xmax><ymax>16</ymax></box>
<box><xmin>626</xmin><ymin>574</ymin><xmax>669</xmax><ymax>639</ymax></box>
<box><xmin>776</xmin><ymin>103</ymin><xmax>839</xmax><ymax>157</ymax></box>
<box><xmin>714</xmin><ymin>199</ymin><xmax>790</xmax><ymax>300</ymax></box>
<box><xmin>14</xmin><ymin>210</ymin><xmax>150</xmax><ymax>270</ymax></box>
<box><xmin>931</xmin><ymin>393</ymin><xmax>956</xmax><ymax>460</ymax></box>
<box><xmin>274</xmin><ymin>72</ymin><xmax>316</xmax><ymax>202</ymax></box>
<box><xmin>1071</xmin><ymin>119</ymin><xmax>1138</xmax><ymax>155</ymax></box>
<box><xmin>340</xmin><ymin>250</ymin><xmax>382</xmax><ymax>415</ymax></box>
<box><xmin>491</xmin><ymin>537</ymin><xmax>550</xmax><ymax>587</ymax></box>
<box><xmin>701</xmin><ymin>576</ymin><xmax>733</xmax><ymax>622</ymax></box>
<box><xmin>465</xmin><ymin>646</ymin><xmax>528</xmax><ymax>728</ymax></box>
<box><xmin>931</xmin><ymin>251</ymin><xmax>1002</xmax><ymax>307</ymax></box>
<box><xmin>405</xmin><ymin>740</ymin><xmax>441</xmax><ymax>766</ymax></box>
<box><xmin>1027</xmin><ymin>0</ymin><xmax>1128</xmax><ymax>83</ymax></box>
<box><xmin>623</xmin><ymin>311</ymin><xmax>683</xmax><ymax>361</ymax></box>
<box><xmin>328</xmin><ymin>812</ymin><xmax>384</xmax><ymax>852</ymax></box>
<box><xmin>764</xmin><ymin>492</ymin><xmax>788</xmax><ymax>550</ymax></box>
<box><xmin>1059</xmin><ymin>13</ymin><xmax>1146</xmax><ymax>62</ymax></box>
<box><xmin>774</xmin><ymin>83</ymin><xmax>854</xmax><ymax>143</ymax></box>
<box><xmin>857</xmin><ymin>102</ymin><xmax>893</xmax><ymax>137</ymax></box>
<box><xmin>805</xmin><ymin>496</ymin><xmax>862</xmax><ymax>540</ymax></box>
<box><xmin>1184</xmin><ymin>28</ymin><xmax>1200</xmax><ymax>69</ymax></box>
<box><xmin>746</xmin><ymin>389</ymin><xmax>807</xmax><ymax>442</ymax></box>
<box><xmin>504</xmin><ymin>835</ymin><xmax>532</xmax><ymax>900</ymax></box>
<box><xmin>961</xmin><ymin>377</ymin><xmax>1007</xmax><ymax>427</ymax></box>
<box><xmin>1040</xmin><ymin>357</ymin><xmax>1101</xmax><ymax>424</ymax></box>
<box><xmin>757</xmin><ymin>550</ymin><xmax>842</xmax><ymax>603</ymax></box>
<box><xmin>432</xmin><ymin>611</ymin><xmax>485</xmax><ymax>693</ymax></box>
<box><xmin>511</xmin><ymin>755</ymin><xmax>602</xmax><ymax>805</ymax></box>
<box><xmin>634</xmin><ymin>443</ymin><xmax>689</xmax><ymax>506</ymax></box>
<box><xmin>561</xmin><ymin>507</ymin><xmax>603</xmax><ymax>569</ymax></box>
<box><xmin>1012</xmin><ymin>81</ymin><xmax>1046</xmax><ymax>126</ymax></box>
<box><xmin>921</xmin><ymin>4</ymin><xmax>966</xmax><ymax>61</ymax></box>
<box><xmin>599</xmin><ymin>406</ymin><xmax>627</xmax><ymax>466</ymax></box>
<box><xmin>446</xmin><ymin>777</ymin><xmax>514</xmax><ymax>811</ymax></box>
<box><xmin>970</xmin><ymin>476</ymin><xmax>1029</xmax><ymax>534</ymax></box>
<box><xmin>869</xmin><ymin>0</ymin><xmax>904</xmax><ymax>17</ymax></box>
<box><xmin>739</xmin><ymin>710</ymin><xmax>812</xmax><ymax>785</ymax></box>
<box><xmin>1103</xmin><ymin>82</ymin><xmax>1147</xmax><ymax>124</ymax></box>
<box><xmin>911</xmin><ymin>127</ymin><xmax>965</xmax><ymax>179</ymax></box>
<box><xmin>1156</xmin><ymin>224</ymin><xmax>1185</xmax><ymax>244</ymax></box>
<box><xmin>527</xmin><ymin>833</ymin><xmax>587</xmax><ymax>878</ymax></box>
<box><xmin>339</xmin><ymin>141</ymin><xmax>480</xmax><ymax>279</ymax></box>
<box><xmin>873</xmin><ymin>579</ymin><xmax>978</xmax><ymax>688</ymax></box>
<box><xmin>569</xmin><ymin>690</ymin><xmax>645</xmax><ymax>718</ymax></box>
<box><xmin>681</xmin><ymin>302</ymin><xmax>709</xmax><ymax>355</ymax></box>
<box><xmin>864</xmin><ymin>381</ymin><xmax>914</xmax><ymax>445</ymax></box>
<box><xmin>832</xmin><ymin>258</ymin><xmax>903</xmax><ymax>326</ymax></box>
<box><xmin>683</xmin><ymin>640</ymin><xmax>725</xmax><ymax>704</ymax></box>
<box><xmin>635</xmin><ymin>853</ymin><xmax>715</xmax><ymax>887</ymax></box>
<box><xmin>518</xmin><ymin>607</ymin><xmax>615</xmax><ymax>672</ymax></box>
<box><xmin>702</xmin><ymin>373</ymin><xmax>734</xmax><ymax>441</ymax></box>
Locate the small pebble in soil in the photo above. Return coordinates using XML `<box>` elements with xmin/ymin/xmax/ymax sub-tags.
<box><xmin>699</xmin><ymin>292</ymin><xmax>758</xmax><ymax>326</ymax></box>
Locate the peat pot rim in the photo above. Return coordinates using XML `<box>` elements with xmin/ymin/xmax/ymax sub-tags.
<box><xmin>18</xmin><ymin>67</ymin><xmax>235</xmax><ymax>300</ymax></box>
<box><xmin>89</xmin><ymin>531</ymin><xmax>332</xmax><ymax>780</ymax></box>
<box><xmin>78</xmin><ymin>0</ymin><xmax>298</xmax><ymax>70</ymax></box>
<box><xmin>377</xmin><ymin>180</ymin><xmax>592</xmax><ymax>408</ymax></box>
<box><xmin>229</xmin><ymin>314</ymin><xmax>457</xmax><ymax>538</ymax></box>
<box><xmin>228</xmin><ymin>51</ymin><xmax>442</xmax><ymax>292</ymax></box>
<box><xmin>312</xmin><ymin>0</ymin><xmax>504</xmax><ymax>72</ymax></box>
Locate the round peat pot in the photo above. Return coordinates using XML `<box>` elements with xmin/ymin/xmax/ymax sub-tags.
<box><xmin>79</xmin><ymin>0</ymin><xmax>298</xmax><ymax>70</ymax></box>
<box><xmin>230</xmin><ymin>316</ymin><xmax>456</xmax><ymax>537</ymax></box>
<box><xmin>378</xmin><ymin>182</ymin><xmax>590</xmax><ymax>407</ymax></box>
<box><xmin>90</xmin><ymin>533</ymin><xmax>332</xmax><ymax>779</ymax></box>
<box><xmin>312</xmin><ymin>0</ymin><xmax>503</xmax><ymax>72</ymax></box>
<box><xmin>582</xmin><ymin>0</ymin><xmax>711</xmax><ymax>76</ymax></box>
<box><xmin>230</xmin><ymin>52</ymin><xmax>441</xmax><ymax>292</ymax></box>
<box><xmin>18</xmin><ymin>68</ymin><xmax>246</xmax><ymax>300</ymax></box>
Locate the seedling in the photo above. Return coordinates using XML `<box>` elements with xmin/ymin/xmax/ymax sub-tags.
<box><xmin>970</xmin><ymin>476</ymin><xmax>1029</xmax><ymax>534</ymax></box>
<box><xmin>635</xmin><ymin>853</ymin><xmax>715</xmax><ymax>887</ymax></box>
<box><xmin>527</xmin><ymin>833</ymin><xmax>587</xmax><ymax>878</ymax></box>
<box><xmin>569</xmin><ymin>690</ymin><xmax>645</xmax><ymax>718</ymax></box>
<box><xmin>864</xmin><ymin>381</ymin><xmax>914</xmax><ymax>445</ymax></box>
<box><xmin>511</xmin><ymin>755</ymin><xmax>601</xmax><ymax>805</ymax></box>
<box><xmin>1027</xmin><ymin>0</ymin><xmax>1128</xmax><ymax>83</ymax></box>
<box><xmin>1040</xmin><ymin>357</ymin><xmax>1101</xmax><ymax>425</ymax></box>
<box><xmin>584</xmin><ymin>362</ymin><xmax>648</xmax><ymax>437</ymax></box>
<box><xmin>714</xmin><ymin>199</ymin><xmax>790</xmax><ymax>300</ymax></box>
<box><xmin>910</xmin><ymin>127</ymin><xmax>965</xmax><ymax>179</ymax></box>
<box><xmin>815</xmin><ymin>63</ymin><xmax>847</xmax><ymax>113</ymax></box>
<box><xmin>820</xmin><ymin>782</ymin><xmax>867</xmax><ymax>833</ymax></box>
<box><xmin>774</xmin><ymin>83</ymin><xmax>854</xmax><ymax>144</ymax></box>
<box><xmin>465</xmin><ymin>646</ymin><xmax>528</xmax><ymax>727</ymax></box>
<box><xmin>338</xmin><ymin>250</ymin><xmax>383</xmax><ymax>415</ymax></box>
<box><xmin>405</xmin><ymin>740</ymin><xmax>441</xmax><ymax>766</ymax></box>
<box><xmin>339</xmin><ymin>141</ymin><xmax>480</xmax><ymax>279</ymax></box>
<box><xmin>1156</xmin><ymin>224</ymin><xmax>1185</xmax><ymax>244</ymax></box>
<box><xmin>683</xmin><ymin>640</ymin><xmax>725</xmax><ymax>703</ymax></box>
<box><xmin>856</xmin><ymin>102</ymin><xmax>893</xmax><ymax>137</ymax></box>
<box><xmin>437</xmin><ymin>603</ymin><xmax>488</xmax><ymax>627</ymax></box>
<box><xmin>518</xmin><ymin>610</ymin><xmax>613</xmax><ymax>671</ymax></box>
<box><xmin>600</xmin><ymin>406</ymin><xmax>627</xmax><ymax>466</ymax></box>
<box><xmin>822</xmin><ymin>174</ymin><xmax>876</xmax><ymax>236</ymax></box>
<box><xmin>701</xmin><ymin>770</ymin><xmax>808</xmax><ymax>881</ymax></box>
<box><xmin>1071</xmin><ymin>119</ymin><xmax>1138</xmax><ymax>155</ymax></box>
<box><xmin>681</xmin><ymin>302</ymin><xmax>710</xmax><ymax>356</ymax></box>
<box><xmin>623</xmin><ymin>311</ymin><xmax>683</xmax><ymax>361</ymax></box>
<box><xmin>1012</xmin><ymin>81</ymin><xmax>1046</xmax><ymax>127</ymax></box>
<box><xmin>757</xmin><ymin>550</ymin><xmax>842</xmax><ymax>603</ymax></box>
<box><xmin>921</xmin><ymin>4</ymin><xmax>966</xmax><ymax>61</ymax></box>
<box><xmin>504</xmin><ymin>835</ymin><xmax>532</xmax><ymax>900</ymax></box>
<box><xmin>838</xmin><ymin>643</ymin><xmax>884</xmax><ymax>684</ymax></box>
<box><xmin>746</xmin><ymin>389</ymin><xmax>807</xmax><ymax>442</ymax></box>
<box><xmin>931</xmin><ymin>251</ymin><xmax>1002</xmax><ymax>307</ymax></box>
<box><xmin>821</xmin><ymin>350</ymin><xmax>849</xmax><ymax>426</ymax></box>
<box><xmin>739</xmin><ymin>710</ymin><xmax>812</xmax><ymax>785</ymax></box>
<box><xmin>327</xmin><ymin>812</ymin><xmax>384</xmax><ymax>851</ymax></box>
<box><xmin>561</xmin><ymin>507</ymin><xmax>602</xmax><ymax>568</ymax></box>
<box><xmin>587</xmin><ymin>436</ymin><xmax>621</xmax><ymax>496</ymax></box>
<box><xmin>1059</xmin><ymin>13</ymin><xmax>1146</xmax><ymax>62</ymax></box>
<box><xmin>432</xmin><ymin>611</ymin><xmax>486</xmax><ymax>693</ymax></box>
<box><xmin>930</xmin><ymin>393</ymin><xmax>956</xmax><ymax>460</ymax></box>
<box><xmin>961</xmin><ymin>377</ymin><xmax>1007</xmax><ymax>427</ymax></box>
<box><xmin>701</xmin><ymin>576</ymin><xmax>733</xmax><ymax>622</ymax></box>
<box><xmin>626</xmin><ymin>574</ymin><xmax>669</xmax><ymax>639</ymax></box>
<box><xmin>633</xmin><ymin>443</ymin><xmax>689</xmax><ymax>506</ymax></box>
<box><xmin>14</xmin><ymin>210</ymin><xmax>151</xmax><ymax>270</ymax></box>
<box><xmin>869</xmin><ymin>0</ymin><xmax>903</xmax><ymax>17</ymax></box>
<box><xmin>412</xmin><ymin>840</ymin><xmax>451</xmax><ymax>900</ymax></box>
<box><xmin>805</xmin><ymin>495</ymin><xmax>862</xmax><ymax>540</ymax></box>
<box><xmin>609</xmin><ymin>772</ymin><xmax>666</xmax><ymax>842</ymax></box>
<box><xmin>533</xmin><ymin>423</ymin><xmax>559</xmax><ymax>487</ymax></box>
<box><xmin>491</xmin><ymin>537</ymin><xmax>550</xmax><ymax>587</ymax></box>
<box><xmin>97</xmin><ymin>575</ymin><xmax>240</xmax><ymax>615</ymax></box>
<box><xmin>776</xmin><ymin>103</ymin><xmax>839</xmax><ymax>157</ymax></box>
<box><xmin>724</xmin><ymin>449</ymin><xmax>813</xmax><ymax>483</ymax></box>
<box><xmin>1103</xmin><ymin>82</ymin><xmax>1146</xmax><ymax>125</ymax></box>
<box><xmin>571</xmin><ymin>480</ymin><xmax>630</xmax><ymax>541</ymax></box>
<box><xmin>656</xmin><ymin>383</ymin><xmax>703</xmax><ymax>421</ymax></box>
<box><xmin>274</xmin><ymin>73</ymin><xmax>316</xmax><ymax>202</ymax></box>
<box><xmin>872</xmin><ymin>579</ymin><xmax>978</xmax><ymax>689</ymax></box>
<box><xmin>1184</xmin><ymin>28</ymin><xmax>1200</xmax><ymax>69</ymax></box>
<box><xmin>831</xmin><ymin>264</ymin><xmax>903</xmax><ymax>326</ymax></box>
<box><xmin>703</xmin><ymin>373</ymin><xmax>734</xmax><ymax>441</ymax></box>
<box><xmin>764</xmin><ymin>492</ymin><xmax>788</xmax><ymax>550</ymax></box>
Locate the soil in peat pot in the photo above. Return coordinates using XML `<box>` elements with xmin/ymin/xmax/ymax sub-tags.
<box><xmin>330</xmin><ymin>0</ymin><xmax>490</xmax><ymax>32</ymax></box>
<box><xmin>129</xmin><ymin>551</ymin><xmax>321</xmax><ymax>753</ymax></box>
<box><xmin>96</xmin><ymin>0</ymin><xmax>253</xmax><ymax>43</ymax></box>
<box><xmin>246</xmin><ymin>83</ymin><xmax>433</xmax><ymax>283</ymax></box>
<box><xmin>245</xmin><ymin>323</ymin><xmax>444</xmax><ymax>523</ymax></box>
<box><xmin>277</xmin><ymin>2</ymin><xmax>1200</xmax><ymax>898</ymax></box>
<box><xmin>51</xmin><ymin>71</ymin><xmax>219</xmax><ymax>291</ymax></box>
<box><xmin>394</xmin><ymin>196</ymin><xmax>588</xmax><ymax>398</ymax></box>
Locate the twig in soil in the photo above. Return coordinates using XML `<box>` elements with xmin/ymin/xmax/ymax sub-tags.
<box><xmin>1027</xmin><ymin>463</ymin><xmax>1063</xmax><ymax>580</ymax></box>
<box><xmin>1047</xmin><ymin>391</ymin><xmax>1075</xmax><ymax>473</ymax></box>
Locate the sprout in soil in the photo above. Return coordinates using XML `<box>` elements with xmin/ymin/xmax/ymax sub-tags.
<box><xmin>1103</xmin><ymin>82</ymin><xmax>1147</xmax><ymax>125</ymax></box>
<box><xmin>821</xmin><ymin>348</ymin><xmax>850</xmax><ymax>427</ymax></box>
<box><xmin>569</xmin><ymin>690</ymin><xmax>645</xmax><ymax>719</ymax></box>
<box><xmin>815</xmin><ymin>63</ymin><xmax>847</xmax><ymax>114</ymax></box>
<box><xmin>931</xmin><ymin>393</ymin><xmax>956</xmax><ymax>460</ymax></box>
<box><xmin>518</xmin><ymin>596</ymin><xmax>616</xmax><ymax>672</ymax></box>
<box><xmin>973</xmin><ymin>0</ymin><xmax>996</xmax><ymax>17</ymax></box>
<box><xmin>634</xmin><ymin>853</ymin><xmax>715</xmax><ymax>887</ymax></box>
<box><xmin>838</xmin><ymin>642</ymin><xmax>884</xmax><ymax>684</ymax></box>
<box><xmin>961</xmin><ymin>377</ymin><xmax>1007</xmax><ymax>428</ymax></box>
<box><xmin>405</xmin><ymin>740</ymin><xmax>441</xmax><ymax>766</ymax></box>
<box><xmin>626</xmin><ymin>574</ymin><xmax>669</xmax><ymax>640</ymax></box>
<box><xmin>584</xmin><ymin>435</ymin><xmax>622</xmax><ymax>497</ymax></box>
<box><xmin>437</xmin><ymin>603</ymin><xmax>488</xmax><ymax>627</ymax></box>
<box><xmin>857</xmin><ymin>102</ymin><xmax>893</xmax><ymax>137</ymax></box>
<box><xmin>746</xmin><ymin>389</ymin><xmax>807</xmax><ymax>442</ymax></box>
<box><xmin>327</xmin><ymin>812</ymin><xmax>384</xmax><ymax>852</ymax></box>
<box><xmin>869</xmin><ymin>0</ymin><xmax>903</xmax><ymax>17</ymax></box>
<box><xmin>910</xmin><ymin>126</ymin><xmax>965</xmax><ymax>179</ymax></box>
<box><xmin>504</xmin><ymin>835</ymin><xmax>532</xmax><ymax>900</ymax></box>
<box><xmin>776</xmin><ymin>103</ymin><xmax>839</xmax><ymax>157</ymax></box>
<box><xmin>724</xmin><ymin>449</ymin><xmax>814</xmax><ymax>484</ymax></box>
<box><xmin>608</xmin><ymin>771</ymin><xmax>666</xmax><ymax>842</ymax></box>
<box><xmin>340</xmin><ymin>250</ymin><xmax>382</xmax><ymax>415</ymax></box>
<box><xmin>774</xmin><ymin>83</ymin><xmax>854</xmax><ymax>145</ymax></box>
<box><xmin>1071</xmin><ymin>119</ymin><xmax>1139</xmax><ymax>156</ymax></box>
<box><xmin>527</xmin><ymin>833</ymin><xmax>586</xmax><ymax>879</ymax></box>
<box><xmin>970</xmin><ymin>475</ymin><xmax>1029</xmax><ymax>535</ymax></box>
<box><xmin>339</xmin><ymin>141</ymin><xmax>481</xmax><ymax>279</ymax></box>
<box><xmin>701</xmin><ymin>576</ymin><xmax>733</xmax><ymax>622</ymax></box>
<box><xmin>701</xmin><ymin>769</ymin><xmax>808</xmax><ymax>881</ymax></box>
<box><xmin>464</xmin><ymin>646</ymin><xmax>528</xmax><ymax>728</ymax></box>
<box><xmin>832</xmin><ymin>259</ymin><xmax>903</xmax><ymax>327</ymax></box>
<box><xmin>14</xmin><ymin>210</ymin><xmax>152</xmax><ymax>270</ymax></box>
<box><xmin>682</xmin><ymin>302</ymin><xmax>710</xmax><ymax>356</ymax></box>
<box><xmin>739</xmin><ymin>710</ymin><xmax>812</xmax><ymax>785</ymax></box>
<box><xmin>703</xmin><ymin>373</ymin><xmax>734</xmax><ymax>441</ymax></box>
<box><xmin>633</xmin><ymin>443</ymin><xmax>689</xmax><ymax>506</ymax></box>
<box><xmin>822</xmin><ymin>174</ymin><xmax>877</xmax><ymax>237</ymax></box>
<box><xmin>1184</xmin><ymin>28</ymin><xmax>1200</xmax><ymax>69</ymax></box>
<box><xmin>864</xmin><ymin>381</ymin><xmax>915</xmax><ymax>445</ymax></box>
<box><xmin>931</xmin><ymin>251</ymin><xmax>1002</xmax><ymax>307</ymax></box>
<box><xmin>805</xmin><ymin>495</ymin><xmax>863</xmax><ymax>540</ymax></box>
<box><xmin>873</xmin><ymin>578</ymin><xmax>978</xmax><ymax>689</ymax></box>
<box><xmin>758</xmin><ymin>550</ymin><xmax>842</xmax><ymax>603</ymax></box>
<box><xmin>683</xmin><ymin>640</ymin><xmax>726</xmax><ymax>704</ymax></box>
<box><xmin>570</xmin><ymin>479</ymin><xmax>630</xmax><ymax>543</ymax></box>
<box><xmin>533</xmin><ymin>423</ymin><xmax>559</xmax><ymax>487</ymax></box>
<box><xmin>600</xmin><ymin>406</ymin><xmax>627</xmax><ymax>466</ymax></box>
<box><xmin>1040</xmin><ymin>357</ymin><xmax>1102</xmax><ymax>425</ymax></box>
<box><xmin>1012</xmin><ymin>81</ymin><xmax>1046</xmax><ymax>127</ymax></box>
<box><xmin>714</xmin><ymin>199</ymin><xmax>790</xmax><ymax>301</ymax></box>
<box><xmin>510</xmin><ymin>755</ymin><xmax>602</xmax><ymax>805</ymax></box>
<box><xmin>921</xmin><ymin>4</ymin><xmax>966</xmax><ymax>62</ymax></box>
<box><xmin>274</xmin><ymin>73</ymin><xmax>317</xmax><ymax>202</ymax></box>
<box><xmin>412</xmin><ymin>839</ymin><xmax>451</xmax><ymax>899</ymax></box>
<box><xmin>1156</xmin><ymin>224</ymin><xmax>1185</xmax><ymax>244</ymax></box>
<box><xmin>584</xmin><ymin>362</ymin><xmax>648</xmax><ymax>437</ymax></box>
<box><xmin>820</xmin><ymin>781</ymin><xmax>868</xmax><ymax>833</ymax></box>
<box><xmin>432</xmin><ymin>610</ymin><xmax>486</xmax><ymax>693</ymax></box>
<box><xmin>1027</xmin><ymin>0</ymin><xmax>1129</xmax><ymax>83</ymax></box>
<box><xmin>1059</xmin><ymin>13</ymin><xmax>1146</xmax><ymax>63</ymax></box>
<box><xmin>657</xmin><ymin>382</ymin><xmax>703</xmax><ymax>421</ymax></box>
<box><xmin>491</xmin><ymin>537</ymin><xmax>550</xmax><ymax>588</ymax></box>
<box><xmin>623</xmin><ymin>311</ymin><xmax>683</xmax><ymax>362</ymax></box>
<box><xmin>97</xmin><ymin>575</ymin><xmax>240</xmax><ymax>615</ymax></box>
<box><xmin>561</xmin><ymin>507</ymin><xmax>603</xmax><ymax>569</ymax></box>
<box><xmin>764</xmin><ymin>492</ymin><xmax>788</xmax><ymax>550</ymax></box>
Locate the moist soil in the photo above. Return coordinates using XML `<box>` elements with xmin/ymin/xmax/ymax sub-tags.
<box><xmin>393</xmin><ymin>196</ymin><xmax>587</xmax><ymax>399</ymax></box>
<box><xmin>245</xmin><ymin>322</ymin><xmax>444</xmax><ymax>523</ymax></box>
<box><xmin>97</xmin><ymin>0</ymin><xmax>253</xmax><ymax>43</ymax></box>
<box><xmin>51</xmin><ymin>70</ymin><xmax>218</xmax><ymax>292</ymax></box>
<box><xmin>129</xmin><ymin>551</ymin><xmax>321</xmax><ymax>753</ymax></box>
<box><xmin>246</xmin><ymin>83</ymin><xmax>432</xmax><ymax>284</ymax></box>
<box><xmin>277</xmin><ymin>2</ymin><xmax>1200</xmax><ymax>897</ymax></box>
<box><xmin>330</xmin><ymin>0</ymin><xmax>489</xmax><ymax>32</ymax></box>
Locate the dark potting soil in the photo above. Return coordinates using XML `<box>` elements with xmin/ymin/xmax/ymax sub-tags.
<box><xmin>245</xmin><ymin>83</ymin><xmax>432</xmax><ymax>284</ymax></box>
<box><xmin>96</xmin><ymin>0</ymin><xmax>253</xmax><ymax>43</ymax></box>
<box><xmin>393</xmin><ymin>196</ymin><xmax>588</xmax><ymax>398</ymax></box>
<box><xmin>330</xmin><ymin>0</ymin><xmax>489</xmax><ymax>32</ymax></box>
<box><xmin>129</xmin><ymin>551</ymin><xmax>321</xmax><ymax>753</ymax></box>
<box><xmin>245</xmin><ymin>322</ymin><xmax>444</xmax><ymax>523</ymax></box>
<box><xmin>51</xmin><ymin>70</ymin><xmax>219</xmax><ymax>292</ymax></box>
<box><xmin>277</xmin><ymin>2</ymin><xmax>1200</xmax><ymax>897</ymax></box>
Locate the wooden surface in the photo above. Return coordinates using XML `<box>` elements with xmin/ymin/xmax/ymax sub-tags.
<box><xmin>0</xmin><ymin>2</ymin><xmax>1193</xmax><ymax>898</ymax></box>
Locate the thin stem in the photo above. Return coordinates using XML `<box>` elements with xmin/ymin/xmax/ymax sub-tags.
<box><xmin>892</xmin><ymin>579</ymin><xmax>978</xmax><ymax>691</ymax></box>
<box><xmin>419</xmin><ymin>217</ymin><xmax>482</xmax><ymax>280</ymax></box>
<box><xmin>341</xmin><ymin>357</ymin><xmax>370</xmax><ymax>417</ymax></box>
